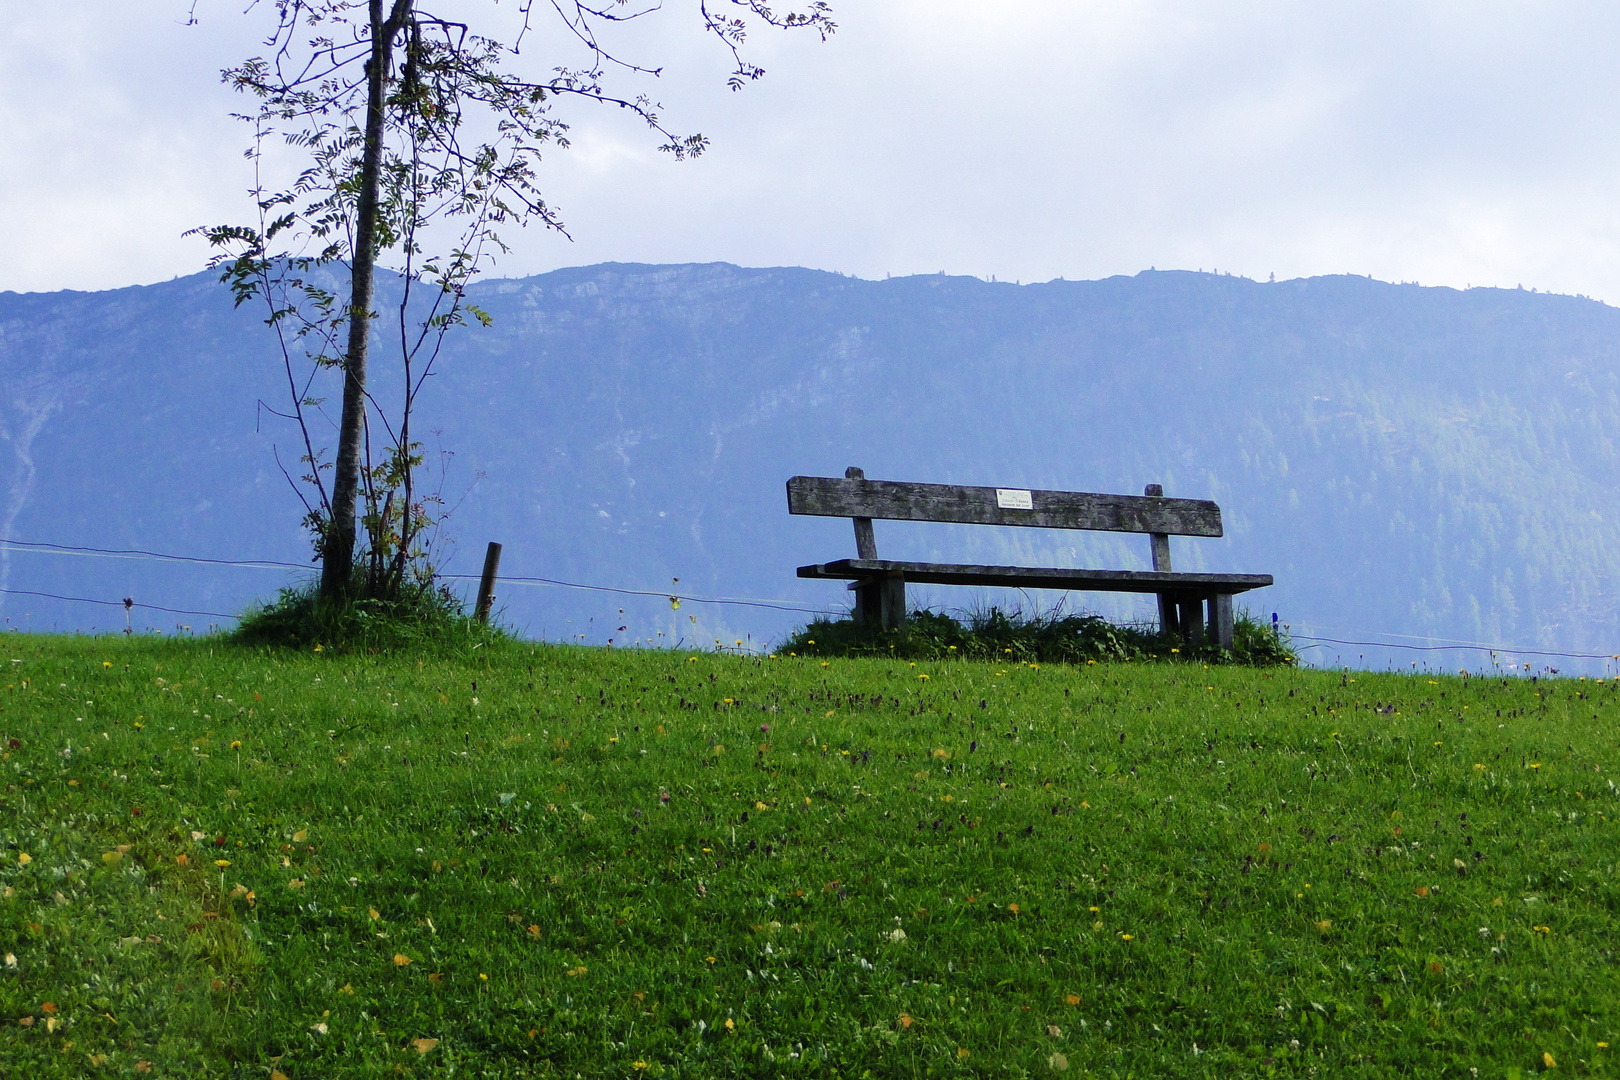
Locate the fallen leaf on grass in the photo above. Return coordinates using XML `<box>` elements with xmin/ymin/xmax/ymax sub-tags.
<box><xmin>1414</xmin><ymin>886</ymin><xmax>1430</xmax><ymax>897</ymax></box>
<box><xmin>369</xmin><ymin>907</ymin><xmax>380</xmax><ymax>920</ymax></box>
<box><xmin>413</xmin><ymin>1037</ymin><xmax>439</xmax><ymax>1054</ymax></box>
<box><xmin>134</xmin><ymin>1062</ymin><xmax>152</xmax><ymax>1074</ymax></box>
<box><xmin>292</xmin><ymin>829</ymin><xmax>308</xmax><ymax>843</ymax></box>
<box><xmin>40</xmin><ymin>1002</ymin><xmax>56</xmax><ymax>1014</ymax></box>
<box><xmin>394</xmin><ymin>953</ymin><xmax>412</xmax><ymax>966</ymax></box>
<box><xmin>311</xmin><ymin>1021</ymin><xmax>328</xmax><ymax>1034</ymax></box>
<box><xmin>528</xmin><ymin>924</ymin><xmax>540</xmax><ymax>938</ymax></box>
<box><xmin>271</xmin><ymin>1072</ymin><xmax>289</xmax><ymax>1080</ymax></box>
<box><xmin>1065</xmin><ymin>994</ymin><xmax>1081</xmax><ymax>1006</ymax></box>
<box><xmin>899</xmin><ymin>1015</ymin><xmax>913</xmax><ymax>1029</ymax></box>
<box><xmin>45</xmin><ymin>1016</ymin><xmax>60</xmax><ymax>1032</ymax></box>
<box><xmin>17</xmin><ymin>1017</ymin><xmax>33</xmax><ymax>1027</ymax></box>
<box><xmin>1049</xmin><ymin>1052</ymin><xmax>1069</xmax><ymax>1071</ymax></box>
<box><xmin>102</xmin><ymin>851</ymin><xmax>123</xmax><ymax>864</ymax></box>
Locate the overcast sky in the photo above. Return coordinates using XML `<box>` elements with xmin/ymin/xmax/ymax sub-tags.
<box><xmin>6</xmin><ymin>2</ymin><xmax>1620</xmax><ymax>299</ymax></box>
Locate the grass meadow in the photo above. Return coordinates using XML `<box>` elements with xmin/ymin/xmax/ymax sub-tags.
<box><xmin>1</xmin><ymin>635</ymin><xmax>1617</xmax><ymax>1077</ymax></box>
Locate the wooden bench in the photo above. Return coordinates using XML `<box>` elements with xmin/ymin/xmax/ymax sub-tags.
<box><xmin>788</xmin><ymin>467</ymin><xmax>1273</xmax><ymax>649</ymax></box>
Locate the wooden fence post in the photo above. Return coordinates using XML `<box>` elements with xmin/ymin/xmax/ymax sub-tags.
<box><xmin>475</xmin><ymin>542</ymin><xmax>502</xmax><ymax>624</ymax></box>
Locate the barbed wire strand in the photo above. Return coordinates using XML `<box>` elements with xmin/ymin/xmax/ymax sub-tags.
<box><xmin>1292</xmin><ymin>634</ymin><xmax>1617</xmax><ymax>662</ymax></box>
<box><xmin>4</xmin><ymin>535</ymin><xmax>1616</xmax><ymax>659</ymax></box>
<box><xmin>0</xmin><ymin>588</ymin><xmax>235</xmax><ymax>620</ymax></box>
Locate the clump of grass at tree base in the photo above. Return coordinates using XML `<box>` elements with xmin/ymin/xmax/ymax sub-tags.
<box><xmin>232</xmin><ymin>571</ymin><xmax>506</xmax><ymax>654</ymax></box>
<box><xmin>5</xmin><ymin>636</ymin><xmax>1614</xmax><ymax>1078</ymax></box>
<box><xmin>780</xmin><ymin>605</ymin><xmax>1297</xmax><ymax>666</ymax></box>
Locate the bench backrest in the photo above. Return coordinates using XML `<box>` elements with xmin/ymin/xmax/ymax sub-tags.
<box><xmin>787</xmin><ymin>472</ymin><xmax>1223</xmax><ymax>537</ymax></box>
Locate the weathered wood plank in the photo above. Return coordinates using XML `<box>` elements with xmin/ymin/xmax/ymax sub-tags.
<box><xmin>787</xmin><ymin>475</ymin><xmax>1222</xmax><ymax>536</ymax></box>
<box><xmin>798</xmin><ymin>559</ymin><xmax>1271</xmax><ymax>594</ymax></box>
<box><xmin>1213</xmin><ymin>593</ymin><xmax>1235</xmax><ymax>650</ymax></box>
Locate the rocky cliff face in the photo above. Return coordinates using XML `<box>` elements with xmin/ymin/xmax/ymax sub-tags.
<box><xmin>4</xmin><ymin>263</ymin><xmax>1619</xmax><ymax>669</ymax></box>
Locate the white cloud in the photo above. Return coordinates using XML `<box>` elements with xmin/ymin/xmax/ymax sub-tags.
<box><xmin>7</xmin><ymin>1</ymin><xmax>1620</xmax><ymax>300</ymax></box>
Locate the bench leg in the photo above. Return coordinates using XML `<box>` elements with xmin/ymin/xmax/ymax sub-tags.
<box><xmin>1156</xmin><ymin>593</ymin><xmax>1178</xmax><ymax>638</ymax></box>
<box><xmin>853</xmin><ymin>581</ymin><xmax>879</xmax><ymax>626</ymax></box>
<box><xmin>1212</xmin><ymin>594</ymin><xmax>1235</xmax><ymax>652</ymax></box>
<box><xmin>1177</xmin><ymin>597</ymin><xmax>1204</xmax><ymax>645</ymax></box>
<box><xmin>853</xmin><ymin>576</ymin><xmax>906</xmax><ymax>631</ymax></box>
<box><xmin>880</xmin><ymin>576</ymin><xmax>906</xmax><ymax>631</ymax></box>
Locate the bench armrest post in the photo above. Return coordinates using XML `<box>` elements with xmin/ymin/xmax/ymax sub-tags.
<box><xmin>1145</xmin><ymin>483</ymin><xmax>1177</xmax><ymax>635</ymax></box>
<box><xmin>845</xmin><ymin>467</ymin><xmax>879</xmax><ymax>560</ymax></box>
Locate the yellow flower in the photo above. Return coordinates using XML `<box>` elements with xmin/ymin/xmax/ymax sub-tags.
<box><xmin>313</xmin><ymin>644</ymin><xmax>323</xmax><ymax>653</ymax></box>
<box><xmin>102</xmin><ymin>661</ymin><xmax>112</xmax><ymax>669</ymax></box>
<box><xmin>755</xmin><ymin>801</ymin><xmax>768</xmax><ymax>810</ymax></box>
<box><xmin>17</xmin><ymin>852</ymin><xmax>31</xmax><ymax>866</ymax></box>
<box><xmin>724</xmin><ymin>1018</ymin><xmax>735</xmax><ymax>1031</ymax></box>
<box><xmin>918</xmin><ymin>673</ymin><xmax>929</xmax><ymax>681</ymax></box>
<box><xmin>633</xmin><ymin>1063</ymin><xmax>648</xmax><ymax>1071</ymax></box>
<box><xmin>1545</xmin><ymin>1051</ymin><xmax>1557</xmax><ymax>1068</ymax></box>
<box><xmin>820</xmin><ymin>662</ymin><xmax>830</xmax><ymax>668</ymax></box>
<box><xmin>231</xmin><ymin>740</ymin><xmax>242</xmax><ymax>750</ymax></box>
<box><xmin>705</xmin><ymin>956</ymin><xmax>717</xmax><ymax>964</ymax></box>
<box><xmin>1119</xmin><ymin>933</ymin><xmax>1133</xmax><ymax>941</ymax></box>
<box><xmin>215</xmin><ymin>859</ymin><xmax>231</xmax><ymax>868</ymax></box>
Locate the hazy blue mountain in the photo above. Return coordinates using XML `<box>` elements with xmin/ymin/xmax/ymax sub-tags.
<box><xmin>4</xmin><ymin>262</ymin><xmax>1619</xmax><ymax>672</ymax></box>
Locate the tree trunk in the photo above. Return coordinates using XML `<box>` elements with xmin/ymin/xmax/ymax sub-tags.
<box><xmin>321</xmin><ymin>0</ymin><xmax>411</xmax><ymax>599</ymax></box>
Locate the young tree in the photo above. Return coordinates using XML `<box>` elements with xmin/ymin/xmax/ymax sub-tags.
<box><xmin>195</xmin><ymin>0</ymin><xmax>834</xmax><ymax>603</ymax></box>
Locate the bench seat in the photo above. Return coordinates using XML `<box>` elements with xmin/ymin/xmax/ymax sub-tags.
<box><xmin>797</xmin><ymin>559</ymin><xmax>1273</xmax><ymax>595</ymax></box>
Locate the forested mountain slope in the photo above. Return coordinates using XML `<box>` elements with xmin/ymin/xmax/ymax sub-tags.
<box><xmin>3</xmin><ymin>263</ymin><xmax>1617</xmax><ymax>669</ymax></box>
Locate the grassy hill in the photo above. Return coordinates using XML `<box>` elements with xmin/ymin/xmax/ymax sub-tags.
<box><xmin>1</xmin><ymin>637</ymin><xmax>1617</xmax><ymax>1077</ymax></box>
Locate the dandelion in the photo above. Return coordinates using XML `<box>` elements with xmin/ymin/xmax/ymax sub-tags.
<box><xmin>918</xmin><ymin>673</ymin><xmax>929</xmax><ymax>681</ymax></box>
<box><xmin>1545</xmin><ymin>1051</ymin><xmax>1557</xmax><ymax>1068</ymax></box>
<box><xmin>1119</xmin><ymin>933</ymin><xmax>1133</xmax><ymax>941</ymax></box>
<box><xmin>705</xmin><ymin>956</ymin><xmax>717</xmax><ymax>964</ymax></box>
<box><xmin>820</xmin><ymin>662</ymin><xmax>830</xmax><ymax>668</ymax></box>
<box><xmin>231</xmin><ymin>740</ymin><xmax>242</xmax><ymax>750</ymax></box>
<box><xmin>724</xmin><ymin>1018</ymin><xmax>735</xmax><ymax>1031</ymax></box>
<box><xmin>102</xmin><ymin>661</ymin><xmax>111</xmax><ymax>669</ymax></box>
<box><xmin>633</xmin><ymin>1062</ymin><xmax>648</xmax><ymax>1070</ymax></box>
<box><xmin>17</xmin><ymin>853</ymin><xmax>30</xmax><ymax>866</ymax></box>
